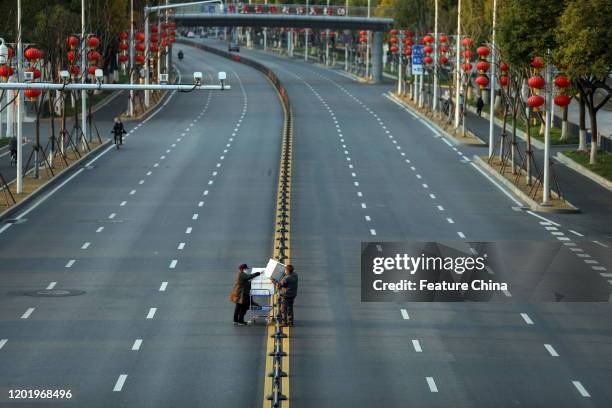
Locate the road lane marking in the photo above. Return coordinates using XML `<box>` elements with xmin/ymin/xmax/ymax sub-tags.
<box><xmin>437</xmin><ymin>205</ymin><xmax>444</xmax><ymax>211</ymax></box>
<box><xmin>526</xmin><ymin>210</ymin><xmax>560</xmax><ymax>227</ymax></box>
<box><xmin>569</xmin><ymin>230</ymin><xmax>583</xmax><ymax>237</ymax></box>
<box><xmin>21</xmin><ymin>308</ymin><xmax>35</xmax><ymax>319</ymax></box>
<box><xmin>430</xmin><ymin>194</ymin><xmax>436</xmax><ymax>199</ymax></box>
<box><xmin>412</xmin><ymin>340</ymin><xmax>422</xmax><ymax>352</ymax></box>
<box><xmin>203</xmin><ymin>190</ymin><xmax>209</xmax><ymax>196</ymax></box>
<box><xmin>46</xmin><ymin>282</ymin><xmax>57</xmax><ymax>290</ymax></box>
<box><xmin>365</xmin><ymin>216</ymin><xmax>371</xmax><ymax>221</ymax></box>
<box><xmin>520</xmin><ymin>313</ymin><xmax>534</xmax><ymax>325</ymax></box>
<box><xmin>594</xmin><ymin>267</ymin><xmax>608</xmax><ymax>272</ymax></box>
<box><xmin>120</xmin><ymin>201</ymin><xmax>127</xmax><ymax>206</ymax></box>
<box><xmin>178</xmin><ymin>243</ymin><xmax>185</xmax><ymax>250</ymax></box>
<box><xmin>208</xmin><ymin>180</ymin><xmax>214</xmax><ymax>185</ymax></box>
<box><xmin>65</xmin><ymin>260</ymin><xmax>76</xmax><ymax>268</ymax></box>
<box><xmin>132</xmin><ymin>339</ymin><xmax>142</xmax><ymax>351</ymax></box>
<box><xmin>361</xmin><ymin>203</ymin><xmax>367</xmax><ymax>209</ymax></box>
<box><xmin>400</xmin><ymin>309</ymin><xmax>410</xmax><ymax>320</ymax></box>
<box><xmin>109</xmin><ymin>213</ymin><xmax>116</xmax><ymax>219</ymax></box>
<box><xmin>572</xmin><ymin>381</ymin><xmax>590</xmax><ymax>398</ymax></box>
<box><xmin>198</xmin><ymin>201</ymin><xmax>204</xmax><ymax>207</ymax></box>
<box><xmin>192</xmin><ymin>214</ymin><xmax>199</xmax><ymax>220</ymax></box>
<box><xmin>81</xmin><ymin>242</ymin><xmax>90</xmax><ymax>249</ymax></box>
<box><xmin>370</xmin><ymin>229</ymin><xmax>377</xmax><ymax>236</ymax></box>
<box><xmin>426</xmin><ymin>377</ymin><xmax>438</xmax><ymax>392</ymax></box>
<box><xmin>357</xmin><ymin>192</ymin><xmax>363</xmax><ymax>197</ymax></box>
<box><xmin>146</xmin><ymin>308</ymin><xmax>157</xmax><ymax>319</ymax></box>
<box><xmin>159</xmin><ymin>282</ymin><xmax>168</xmax><ymax>291</ymax></box>
<box><xmin>593</xmin><ymin>241</ymin><xmax>608</xmax><ymax>248</ymax></box>
<box><xmin>169</xmin><ymin>260</ymin><xmax>178</xmax><ymax>269</ymax></box>
<box><xmin>130</xmin><ymin>190</ymin><xmax>136</xmax><ymax>195</ymax></box>
<box><xmin>139</xmin><ymin>180</ymin><xmax>145</xmax><ymax>185</ymax></box>
<box><xmin>470</xmin><ymin>162</ymin><xmax>524</xmax><ymax>207</ymax></box>
<box><xmin>544</xmin><ymin>344</ymin><xmax>559</xmax><ymax>357</ymax></box>
<box><xmin>422</xmin><ymin>184</ymin><xmax>428</xmax><ymax>188</ymax></box>
<box><xmin>113</xmin><ymin>375</ymin><xmax>128</xmax><ymax>392</ymax></box>
<box><xmin>186</xmin><ymin>227</ymin><xmax>192</xmax><ymax>234</ymax></box>
<box><xmin>457</xmin><ymin>232</ymin><xmax>466</xmax><ymax>239</ymax></box>
<box><xmin>0</xmin><ymin>339</ymin><xmax>7</xmax><ymax>349</ymax></box>
<box><xmin>446</xmin><ymin>218</ymin><xmax>454</xmax><ymax>224</ymax></box>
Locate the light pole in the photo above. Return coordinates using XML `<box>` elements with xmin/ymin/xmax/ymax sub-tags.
<box><xmin>16</xmin><ymin>0</ymin><xmax>23</xmax><ymax>193</ymax></box>
<box><xmin>433</xmin><ymin>0</ymin><xmax>439</xmax><ymax>114</ymax></box>
<box><xmin>365</xmin><ymin>0</ymin><xmax>371</xmax><ymax>80</ymax></box>
<box><xmin>144</xmin><ymin>8</ymin><xmax>150</xmax><ymax>108</ymax></box>
<box><xmin>81</xmin><ymin>0</ymin><xmax>87</xmax><ymax>149</ymax></box>
<box><xmin>129</xmin><ymin>0</ymin><xmax>134</xmax><ymax>116</ymax></box>
<box><xmin>325</xmin><ymin>0</ymin><xmax>330</xmax><ymax>65</ymax></box>
<box><xmin>397</xmin><ymin>31</ymin><xmax>403</xmax><ymax>95</ymax></box>
<box><xmin>488</xmin><ymin>0</ymin><xmax>497</xmax><ymax>157</ymax></box>
<box><xmin>454</xmin><ymin>0</ymin><xmax>462</xmax><ymax>128</ymax></box>
<box><xmin>344</xmin><ymin>0</ymin><xmax>349</xmax><ymax>71</ymax></box>
<box><xmin>305</xmin><ymin>0</ymin><xmax>309</xmax><ymax>62</ymax></box>
<box><xmin>542</xmin><ymin>51</ymin><xmax>552</xmax><ymax>205</ymax></box>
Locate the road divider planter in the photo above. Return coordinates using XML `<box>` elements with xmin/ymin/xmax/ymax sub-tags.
<box><xmin>177</xmin><ymin>39</ymin><xmax>293</xmax><ymax>408</ymax></box>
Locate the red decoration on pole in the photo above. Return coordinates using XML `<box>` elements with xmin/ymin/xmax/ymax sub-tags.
<box><xmin>424</xmin><ymin>56</ymin><xmax>433</xmax><ymax>65</ymax></box>
<box><xmin>499</xmin><ymin>76</ymin><xmax>509</xmax><ymax>87</ymax></box>
<box><xmin>24</xmin><ymin>89</ymin><xmax>42</xmax><ymax>100</ymax></box>
<box><xmin>554</xmin><ymin>75</ymin><xmax>570</xmax><ymax>88</ymax></box>
<box><xmin>24</xmin><ymin>47</ymin><xmax>42</xmax><ymax>61</ymax></box>
<box><xmin>527</xmin><ymin>75</ymin><xmax>545</xmax><ymax>89</ymax></box>
<box><xmin>461</xmin><ymin>37</ymin><xmax>473</xmax><ymax>47</ymax></box>
<box><xmin>475</xmin><ymin>75</ymin><xmax>489</xmax><ymax>89</ymax></box>
<box><xmin>553</xmin><ymin>94</ymin><xmax>571</xmax><ymax>107</ymax></box>
<box><xmin>87</xmin><ymin>36</ymin><xmax>100</xmax><ymax>49</ymax></box>
<box><xmin>531</xmin><ymin>56</ymin><xmax>544</xmax><ymax>69</ymax></box>
<box><xmin>476</xmin><ymin>60</ymin><xmax>490</xmax><ymax>72</ymax></box>
<box><xmin>476</xmin><ymin>46</ymin><xmax>489</xmax><ymax>58</ymax></box>
<box><xmin>422</xmin><ymin>34</ymin><xmax>434</xmax><ymax>44</ymax></box>
<box><xmin>527</xmin><ymin>95</ymin><xmax>544</xmax><ymax>109</ymax></box>
<box><xmin>66</xmin><ymin>36</ymin><xmax>79</xmax><ymax>49</ymax></box>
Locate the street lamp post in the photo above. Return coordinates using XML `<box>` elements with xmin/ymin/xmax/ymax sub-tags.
<box><xmin>129</xmin><ymin>0</ymin><xmax>134</xmax><ymax>117</ymax></box>
<box><xmin>144</xmin><ymin>9</ymin><xmax>150</xmax><ymax>108</ymax></box>
<box><xmin>365</xmin><ymin>0</ymin><xmax>371</xmax><ymax>80</ymax></box>
<box><xmin>433</xmin><ymin>0</ymin><xmax>439</xmax><ymax>114</ymax></box>
<box><xmin>81</xmin><ymin>0</ymin><xmax>87</xmax><ymax>150</ymax></box>
<box><xmin>488</xmin><ymin>0</ymin><xmax>497</xmax><ymax>157</ymax></box>
<box><xmin>454</xmin><ymin>0</ymin><xmax>462</xmax><ymax>128</ymax></box>
<box><xmin>345</xmin><ymin>0</ymin><xmax>349</xmax><ymax>72</ymax></box>
<box><xmin>16</xmin><ymin>0</ymin><xmax>23</xmax><ymax>193</ymax></box>
<box><xmin>542</xmin><ymin>51</ymin><xmax>552</xmax><ymax>205</ymax></box>
<box><xmin>305</xmin><ymin>0</ymin><xmax>309</xmax><ymax>62</ymax></box>
<box><xmin>397</xmin><ymin>31</ymin><xmax>403</xmax><ymax>95</ymax></box>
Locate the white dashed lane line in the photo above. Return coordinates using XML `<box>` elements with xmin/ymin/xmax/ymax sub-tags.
<box><xmin>412</xmin><ymin>340</ymin><xmax>423</xmax><ymax>352</ymax></box>
<box><xmin>572</xmin><ymin>381</ymin><xmax>591</xmax><ymax>398</ymax></box>
<box><xmin>113</xmin><ymin>374</ymin><xmax>128</xmax><ymax>392</ymax></box>
<box><xmin>46</xmin><ymin>281</ymin><xmax>57</xmax><ymax>290</ymax></box>
<box><xmin>146</xmin><ymin>308</ymin><xmax>157</xmax><ymax>319</ymax></box>
<box><xmin>65</xmin><ymin>260</ymin><xmax>76</xmax><ymax>268</ymax></box>
<box><xmin>544</xmin><ymin>344</ymin><xmax>559</xmax><ymax>357</ymax></box>
<box><xmin>520</xmin><ymin>313</ymin><xmax>534</xmax><ymax>325</ymax></box>
<box><xmin>0</xmin><ymin>339</ymin><xmax>7</xmax><ymax>349</ymax></box>
<box><xmin>426</xmin><ymin>377</ymin><xmax>438</xmax><ymax>393</ymax></box>
<box><xmin>108</xmin><ymin>213</ymin><xmax>116</xmax><ymax>219</ymax></box>
<box><xmin>81</xmin><ymin>242</ymin><xmax>90</xmax><ymax>249</ymax></box>
<box><xmin>131</xmin><ymin>339</ymin><xmax>143</xmax><ymax>351</ymax></box>
<box><xmin>96</xmin><ymin>227</ymin><xmax>104</xmax><ymax>233</ymax></box>
<box><xmin>159</xmin><ymin>282</ymin><xmax>168</xmax><ymax>292</ymax></box>
<box><xmin>169</xmin><ymin>260</ymin><xmax>178</xmax><ymax>269</ymax></box>
<box><xmin>21</xmin><ymin>308</ymin><xmax>35</xmax><ymax>319</ymax></box>
<box><xmin>400</xmin><ymin>309</ymin><xmax>410</xmax><ymax>320</ymax></box>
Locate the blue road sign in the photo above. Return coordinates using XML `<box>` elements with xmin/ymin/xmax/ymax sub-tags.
<box><xmin>412</xmin><ymin>45</ymin><xmax>424</xmax><ymax>75</ymax></box>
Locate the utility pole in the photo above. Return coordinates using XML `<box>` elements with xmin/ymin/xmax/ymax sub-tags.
<box><xmin>129</xmin><ymin>0</ymin><xmax>134</xmax><ymax>116</ymax></box>
<box><xmin>365</xmin><ymin>0</ymin><xmax>370</xmax><ymax>80</ymax></box>
<box><xmin>325</xmin><ymin>0</ymin><xmax>330</xmax><ymax>66</ymax></box>
<box><xmin>16</xmin><ymin>0</ymin><xmax>23</xmax><ymax>193</ymax></box>
<box><xmin>488</xmin><ymin>0</ymin><xmax>497</xmax><ymax>157</ymax></box>
<box><xmin>305</xmin><ymin>0</ymin><xmax>309</xmax><ymax>62</ymax></box>
<box><xmin>144</xmin><ymin>8</ymin><xmax>150</xmax><ymax>108</ymax></box>
<box><xmin>344</xmin><ymin>0</ymin><xmax>349</xmax><ymax>72</ymax></box>
<box><xmin>397</xmin><ymin>31</ymin><xmax>403</xmax><ymax>95</ymax></box>
<box><xmin>81</xmin><ymin>0</ymin><xmax>87</xmax><ymax>150</ymax></box>
<box><xmin>433</xmin><ymin>0</ymin><xmax>439</xmax><ymax>114</ymax></box>
<box><xmin>454</xmin><ymin>0</ymin><xmax>462</xmax><ymax>128</ymax></box>
<box><xmin>542</xmin><ymin>50</ymin><xmax>552</xmax><ymax>205</ymax></box>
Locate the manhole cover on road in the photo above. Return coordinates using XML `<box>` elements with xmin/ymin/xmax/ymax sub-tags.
<box><xmin>22</xmin><ymin>289</ymin><xmax>86</xmax><ymax>297</ymax></box>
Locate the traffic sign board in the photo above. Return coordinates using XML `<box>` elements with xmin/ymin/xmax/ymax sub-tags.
<box><xmin>412</xmin><ymin>45</ymin><xmax>424</xmax><ymax>75</ymax></box>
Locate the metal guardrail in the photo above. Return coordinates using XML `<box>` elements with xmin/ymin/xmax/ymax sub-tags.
<box><xmin>176</xmin><ymin>39</ymin><xmax>292</xmax><ymax>407</ymax></box>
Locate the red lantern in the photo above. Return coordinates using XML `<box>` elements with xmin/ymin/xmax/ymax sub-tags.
<box><xmin>554</xmin><ymin>75</ymin><xmax>570</xmax><ymax>88</ymax></box>
<box><xmin>499</xmin><ymin>76</ymin><xmax>509</xmax><ymax>87</ymax></box>
<box><xmin>403</xmin><ymin>48</ymin><xmax>412</xmax><ymax>56</ymax></box>
<box><xmin>67</xmin><ymin>50</ymin><xmax>77</xmax><ymax>62</ymax></box>
<box><xmin>135</xmin><ymin>55</ymin><xmax>145</xmax><ymax>64</ymax></box>
<box><xmin>476</xmin><ymin>46</ymin><xmax>489</xmax><ymax>58</ymax></box>
<box><xmin>475</xmin><ymin>75</ymin><xmax>489</xmax><ymax>89</ymax></box>
<box><xmin>461</xmin><ymin>37</ymin><xmax>473</xmax><ymax>47</ymax></box>
<box><xmin>359</xmin><ymin>30</ymin><xmax>367</xmax><ymax>36</ymax></box>
<box><xmin>389</xmin><ymin>37</ymin><xmax>398</xmax><ymax>45</ymax></box>
<box><xmin>499</xmin><ymin>62</ymin><xmax>509</xmax><ymax>72</ymax></box>
<box><xmin>439</xmin><ymin>35</ymin><xmax>448</xmax><ymax>43</ymax></box>
<box><xmin>553</xmin><ymin>94</ymin><xmax>571</xmax><ymax>107</ymax></box>
<box><xmin>531</xmin><ymin>56</ymin><xmax>544</xmax><ymax>69</ymax></box>
<box><xmin>359</xmin><ymin>37</ymin><xmax>367</xmax><ymax>44</ymax></box>
<box><xmin>424</xmin><ymin>56</ymin><xmax>433</xmax><ymax>65</ymax></box>
<box><xmin>527</xmin><ymin>95</ymin><xmax>545</xmax><ymax>109</ymax></box>
<box><xmin>119</xmin><ymin>31</ymin><xmax>129</xmax><ymax>40</ymax></box>
<box><xmin>136</xmin><ymin>32</ymin><xmax>145</xmax><ymax>42</ymax></box>
<box><xmin>462</xmin><ymin>63</ymin><xmax>472</xmax><ymax>72</ymax></box>
<box><xmin>87</xmin><ymin>50</ymin><xmax>101</xmax><ymax>61</ymax></box>
<box><xmin>69</xmin><ymin>65</ymin><xmax>80</xmax><ymax>76</ymax></box>
<box><xmin>439</xmin><ymin>55</ymin><xmax>448</xmax><ymax>64</ymax></box>
<box><xmin>463</xmin><ymin>50</ymin><xmax>473</xmax><ymax>60</ymax></box>
<box><xmin>423</xmin><ymin>34</ymin><xmax>434</xmax><ymax>44</ymax></box>
<box><xmin>66</xmin><ymin>36</ymin><xmax>79</xmax><ymax>49</ymax></box>
<box><xmin>390</xmin><ymin>46</ymin><xmax>398</xmax><ymax>54</ymax></box>
<box><xmin>424</xmin><ymin>45</ymin><xmax>433</xmax><ymax>55</ymax></box>
<box><xmin>161</xmin><ymin>40</ymin><xmax>168</xmax><ymax>47</ymax></box>
<box><xmin>25</xmin><ymin>67</ymin><xmax>41</xmax><ymax>80</ymax></box>
<box><xmin>24</xmin><ymin>47</ymin><xmax>42</xmax><ymax>61</ymax></box>
<box><xmin>476</xmin><ymin>60</ymin><xmax>490</xmax><ymax>72</ymax></box>
<box><xmin>151</xmin><ymin>34</ymin><xmax>159</xmax><ymax>43</ymax></box>
<box><xmin>7</xmin><ymin>46</ymin><xmax>14</xmax><ymax>60</ymax></box>
<box><xmin>87</xmin><ymin>66</ymin><xmax>98</xmax><ymax>75</ymax></box>
<box><xmin>440</xmin><ymin>45</ymin><xmax>449</xmax><ymax>53</ymax></box>
<box><xmin>528</xmin><ymin>75</ymin><xmax>545</xmax><ymax>89</ymax></box>
<box><xmin>119</xmin><ymin>42</ymin><xmax>129</xmax><ymax>51</ymax></box>
<box><xmin>118</xmin><ymin>54</ymin><xmax>129</xmax><ymax>63</ymax></box>
<box><xmin>24</xmin><ymin>89</ymin><xmax>42</xmax><ymax>100</ymax></box>
<box><xmin>389</xmin><ymin>29</ymin><xmax>398</xmax><ymax>36</ymax></box>
<box><xmin>242</xmin><ymin>5</ymin><xmax>249</xmax><ymax>13</ymax></box>
<box><xmin>269</xmin><ymin>6</ymin><xmax>277</xmax><ymax>13</ymax></box>
<box><xmin>404</xmin><ymin>38</ymin><xmax>414</xmax><ymax>47</ymax></box>
<box><xmin>87</xmin><ymin>37</ymin><xmax>100</xmax><ymax>49</ymax></box>
<box><xmin>151</xmin><ymin>25</ymin><xmax>159</xmax><ymax>33</ymax></box>
<box><xmin>135</xmin><ymin>44</ymin><xmax>145</xmax><ymax>52</ymax></box>
<box><xmin>168</xmin><ymin>37</ymin><xmax>175</xmax><ymax>43</ymax></box>
<box><xmin>150</xmin><ymin>44</ymin><xmax>159</xmax><ymax>53</ymax></box>
<box><xmin>0</xmin><ymin>65</ymin><xmax>13</xmax><ymax>79</ymax></box>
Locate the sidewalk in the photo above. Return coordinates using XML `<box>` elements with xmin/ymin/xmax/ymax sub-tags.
<box><xmin>463</xmin><ymin>108</ymin><xmax>612</xmax><ymax>224</ymax></box>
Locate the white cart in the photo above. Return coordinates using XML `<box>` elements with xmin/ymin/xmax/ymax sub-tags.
<box><xmin>248</xmin><ymin>268</ymin><xmax>275</xmax><ymax>324</ymax></box>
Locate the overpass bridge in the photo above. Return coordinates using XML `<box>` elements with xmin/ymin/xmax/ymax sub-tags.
<box><xmin>173</xmin><ymin>11</ymin><xmax>394</xmax><ymax>83</ymax></box>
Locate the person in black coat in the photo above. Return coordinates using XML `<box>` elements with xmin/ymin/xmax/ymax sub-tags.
<box><xmin>229</xmin><ymin>263</ymin><xmax>261</xmax><ymax>325</ymax></box>
<box><xmin>112</xmin><ymin>117</ymin><xmax>126</xmax><ymax>146</ymax></box>
<box><xmin>476</xmin><ymin>96</ymin><xmax>485</xmax><ymax>117</ymax></box>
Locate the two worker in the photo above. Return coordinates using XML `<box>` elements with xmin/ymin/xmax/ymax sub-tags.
<box><xmin>230</xmin><ymin>263</ymin><xmax>298</xmax><ymax>327</ymax></box>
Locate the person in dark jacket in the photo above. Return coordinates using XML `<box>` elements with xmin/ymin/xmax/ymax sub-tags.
<box><xmin>278</xmin><ymin>264</ymin><xmax>298</xmax><ymax>326</ymax></box>
<box><xmin>229</xmin><ymin>263</ymin><xmax>261</xmax><ymax>325</ymax></box>
<box><xmin>476</xmin><ymin>96</ymin><xmax>485</xmax><ymax>116</ymax></box>
<box><xmin>112</xmin><ymin>117</ymin><xmax>126</xmax><ymax>146</ymax></box>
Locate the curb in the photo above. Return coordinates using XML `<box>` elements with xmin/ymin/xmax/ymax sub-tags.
<box><xmin>387</xmin><ymin>92</ymin><xmax>486</xmax><ymax>146</ymax></box>
<box><xmin>555</xmin><ymin>152</ymin><xmax>612</xmax><ymax>192</ymax></box>
<box><xmin>0</xmin><ymin>139</ymin><xmax>112</xmax><ymax>223</ymax></box>
<box><xmin>472</xmin><ymin>155</ymin><xmax>579</xmax><ymax>213</ymax></box>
